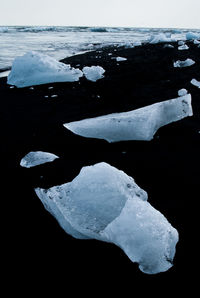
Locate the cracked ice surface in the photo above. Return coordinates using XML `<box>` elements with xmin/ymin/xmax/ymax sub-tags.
<box><xmin>64</xmin><ymin>94</ymin><xmax>193</xmax><ymax>143</ymax></box>
<box><xmin>35</xmin><ymin>162</ymin><xmax>179</xmax><ymax>274</ymax></box>
<box><xmin>20</xmin><ymin>151</ymin><xmax>59</xmax><ymax>168</ymax></box>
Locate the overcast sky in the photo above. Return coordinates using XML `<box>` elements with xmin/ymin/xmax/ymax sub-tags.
<box><xmin>0</xmin><ymin>0</ymin><xmax>200</xmax><ymax>29</ymax></box>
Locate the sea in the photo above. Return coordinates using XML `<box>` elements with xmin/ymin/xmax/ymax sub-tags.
<box><xmin>0</xmin><ymin>26</ymin><xmax>199</xmax><ymax>71</ymax></box>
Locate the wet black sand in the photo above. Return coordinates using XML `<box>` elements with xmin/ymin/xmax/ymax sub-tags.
<box><xmin>1</xmin><ymin>41</ymin><xmax>200</xmax><ymax>291</ymax></box>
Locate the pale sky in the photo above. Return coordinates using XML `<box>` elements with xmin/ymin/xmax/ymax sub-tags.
<box><xmin>0</xmin><ymin>0</ymin><xmax>200</xmax><ymax>29</ymax></box>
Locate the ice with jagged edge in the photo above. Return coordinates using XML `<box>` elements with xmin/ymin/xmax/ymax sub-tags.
<box><xmin>149</xmin><ymin>33</ymin><xmax>176</xmax><ymax>44</ymax></box>
<box><xmin>20</xmin><ymin>151</ymin><xmax>59</xmax><ymax>168</ymax></box>
<box><xmin>173</xmin><ymin>58</ymin><xmax>195</xmax><ymax>68</ymax></box>
<box><xmin>191</xmin><ymin>78</ymin><xmax>200</xmax><ymax>88</ymax></box>
<box><xmin>7</xmin><ymin>51</ymin><xmax>83</xmax><ymax>88</ymax></box>
<box><xmin>35</xmin><ymin>162</ymin><xmax>179</xmax><ymax>274</ymax></box>
<box><xmin>63</xmin><ymin>94</ymin><xmax>193</xmax><ymax>143</ymax></box>
<box><xmin>82</xmin><ymin>66</ymin><xmax>105</xmax><ymax>82</ymax></box>
<box><xmin>186</xmin><ymin>32</ymin><xmax>200</xmax><ymax>40</ymax></box>
<box><xmin>178</xmin><ymin>44</ymin><xmax>189</xmax><ymax>50</ymax></box>
<box><xmin>178</xmin><ymin>89</ymin><xmax>188</xmax><ymax>96</ymax></box>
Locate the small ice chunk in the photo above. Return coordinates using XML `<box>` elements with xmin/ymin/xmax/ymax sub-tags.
<box><xmin>116</xmin><ymin>57</ymin><xmax>127</xmax><ymax>62</ymax></box>
<box><xmin>82</xmin><ymin>66</ymin><xmax>105</xmax><ymax>82</ymax></box>
<box><xmin>194</xmin><ymin>39</ymin><xmax>200</xmax><ymax>44</ymax></box>
<box><xmin>48</xmin><ymin>86</ymin><xmax>54</xmax><ymax>89</ymax></box>
<box><xmin>163</xmin><ymin>44</ymin><xmax>174</xmax><ymax>48</ymax></box>
<box><xmin>178</xmin><ymin>44</ymin><xmax>189</xmax><ymax>50</ymax></box>
<box><xmin>191</xmin><ymin>78</ymin><xmax>200</xmax><ymax>88</ymax></box>
<box><xmin>186</xmin><ymin>32</ymin><xmax>200</xmax><ymax>40</ymax></box>
<box><xmin>108</xmin><ymin>53</ymin><xmax>112</xmax><ymax>56</ymax></box>
<box><xmin>44</xmin><ymin>95</ymin><xmax>48</xmax><ymax>98</ymax></box>
<box><xmin>9</xmin><ymin>86</ymin><xmax>15</xmax><ymax>89</ymax></box>
<box><xmin>64</xmin><ymin>94</ymin><xmax>193</xmax><ymax>142</ymax></box>
<box><xmin>173</xmin><ymin>58</ymin><xmax>195</xmax><ymax>68</ymax></box>
<box><xmin>51</xmin><ymin>94</ymin><xmax>58</xmax><ymax>98</ymax></box>
<box><xmin>178</xmin><ymin>89</ymin><xmax>188</xmax><ymax>96</ymax></box>
<box><xmin>178</xmin><ymin>40</ymin><xmax>185</xmax><ymax>46</ymax></box>
<box><xmin>20</xmin><ymin>151</ymin><xmax>59</xmax><ymax>168</ymax></box>
<box><xmin>7</xmin><ymin>51</ymin><xmax>83</xmax><ymax>88</ymax></box>
<box><xmin>35</xmin><ymin>162</ymin><xmax>179</xmax><ymax>274</ymax></box>
<box><xmin>29</xmin><ymin>87</ymin><xmax>34</xmax><ymax>90</ymax></box>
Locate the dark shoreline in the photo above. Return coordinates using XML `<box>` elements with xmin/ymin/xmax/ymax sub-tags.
<box><xmin>1</xmin><ymin>41</ymin><xmax>200</xmax><ymax>289</ymax></box>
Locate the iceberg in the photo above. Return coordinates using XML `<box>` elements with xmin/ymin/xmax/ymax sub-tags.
<box><xmin>173</xmin><ymin>59</ymin><xmax>195</xmax><ymax>68</ymax></box>
<box><xmin>82</xmin><ymin>66</ymin><xmax>105</xmax><ymax>82</ymax></box>
<box><xmin>149</xmin><ymin>33</ymin><xmax>176</xmax><ymax>44</ymax></box>
<box><xmin>186</xmin><ymin>32</ymin><xmax>200</xmax><ymax>40</ymax></box>
<box><xmin>20</xmin><ymin>151</ymin><xmax>59</xmax><ymax>168</ymax></box>
<box><xmin>191</xmin><ymin>78</ymin><xmax>200</xmax><ymax>88</ymax></box>
<box><xmin>35</xmin><ymin>162</ymin><xmax>179</xmax><ymax>274</ymax></box>
<box><xmin>7</xmin><ymin>51</ymin><xmax>83</xmax><ymax>88</ymax></box>
<box><xmin>64</xmin><ymin>94</ymin><xmax>193</xmax><ymax>143</ymax></box>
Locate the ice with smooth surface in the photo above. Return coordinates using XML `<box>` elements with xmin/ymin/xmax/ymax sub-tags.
<box><xmin>178</xmin><ymin>44</ymin><xmax>189</xmax><ymax>50</ymax></box>
<box><xmin>191</xmin><ymin>78</ymin><xmax>200</xmax><ymax>88</ymax></box>
<box><xmin>116</xmin><ymin>57</ymin><xmax>127</xmax><ymax>62</ymax></box>
<box><xmin>173</xmin><ymin>58</ymin><xmax>195</xmax><ymax>68</ymax></box>
<box><xmin>20</xmin><ymin>151</ymin><xmax>59</xmax><ymax>168</ymax></box>
<box><xmin>64</xmin><ymin>94</ymin><xmax>193</xmax><ymax>143</ymax></box>
<box><xmin>7</xmin><ymin>51</ymin><xmax>83</xmax><ymax>88</ymax></box>
<box><xmin>35</xmin><ymin>162</ymin><xmax>179</xmax><ymax>274</ymax></box>
<box><xmin>178</xmin><ymin>88</ymin><xmax>188</xmax><ymax>96</ymax></box>
<box><xmin>82</xmin><ymin>66</ymin><xmax>105</xmax><ymax>82</ymax></box>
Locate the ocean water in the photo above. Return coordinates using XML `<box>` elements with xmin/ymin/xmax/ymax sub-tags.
<box><xmin>0</xmin><ymin>26</ymin><xmax>199</xmax><ymax>70</ymax></box>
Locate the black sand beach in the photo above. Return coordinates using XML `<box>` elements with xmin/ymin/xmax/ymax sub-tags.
<box><xmin>1</xmin><ymin>41</ymin><xmax>200</xmax><ymax>290</ymax></box>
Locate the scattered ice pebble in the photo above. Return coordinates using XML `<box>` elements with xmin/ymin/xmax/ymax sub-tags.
<box><xmin>44</xmin><ymin>95</ymin><xmax>48</xmax><ymax>98</ymax></box>
<box><xmin>191</xmin><ymin>78</ymin><xmax>200</xmax><ymax>88</ymax></box>
<box><xmin>178</xmin><ymin>44</ymin><xmax>189</xmax><ymax>50</ymax></box>
<box><xmin>116</xmin><ymin>57</ymin><xmax>127</xmax><ymax>62</ymax></box>
<box><xmin>173</xmin><ymin>58</ymin><xmax>195</xmax><ymax>68</ymax></box>
<box><xmin>163</xmin><ymin>44</ymin><xmax>174</xmax><ymax>48</ymax></box>
<box><xmin>51</xmin><ymin>94</ymin><xmax>58</xmax><ymax>98</ymax></box>
<box><xmin>7</xmin><ymin>51</ymin><xmax>83</xmax><ymax>88</ymax></box>
<box><xmin>29</xmin><ymin>87</ymin><xmax>34</xmax><ymax>90</ymax></box>
<box><xmin>64</xmin><ymin>94</ymin><xmax>193</xmax><ymax>142</ymax></box>
<box><xmin>186</xmin><ymin>32</ymin><xmax>200</xmax><ymax>40</ymax></box>
<box><xmin>48</xmin><ymin>86</ymin><xmax>54</xmax><ymax>89</ymax></box>
<box><xmin>82</xmin><ymin>66</ymin><xmax>105</xmax><ymax>82</ymax></box>
<box><xmin>194</xmin><ymin>39</ymin><xmax>200</xmax><ymax>44</ymax></box>
<box><xmin>108</xmin><ymin>53</ymin><xmax>112</xmax><ymax>56</ymax></box>
<box><xmin>178</xmin><ymin>40</ymin><xmax>185</xmax><ymax>46</ymax></box>
<box><xmin>35</xmin><ymin>162</ymin><xmax>179</xmax><ymax>274</ymax></box>
<box><xmin>178</xmin><ymin>88</ymin><xmax>188</xmax><ymax>96</ymax></box>
<box><xmin>20</xmin><ymin>151</ymin><xmax>59</xmax><ymax>168</ymax></box>
<box><xmin>9</xmin><ymin>86</ymin><xmax>15</xmax><ymax>89</ymax></box>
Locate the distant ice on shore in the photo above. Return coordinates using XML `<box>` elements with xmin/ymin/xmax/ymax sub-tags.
<box><xmin>7</xmin><ymin>51</ymin><xmax>83</xmax><ymax>87</ymax></box>
<box><xmin>64</xmin><ymin>94</ymin><xmax>193</xmax><ymax>142</ymax></box>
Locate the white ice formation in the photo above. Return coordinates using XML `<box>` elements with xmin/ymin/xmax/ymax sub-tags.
<box><xmin>194</xmin><ymin>39</ymin><xmax>200</xmax><ymax>45</ymax></box>
<box><xmin>149</xmin><ymin>33</ymin><xmax>176</xmax><ymax>44</ymax></box>
<box><xmin>186</xmin><ymin>32</ymin><xmax>200</xmax><ymax>40</ymax></box>
<box><xmin>191</xmin><ymin>78</ymin><xmax>200</xmax><ymax>88</ymax></box>
<box><xmin>82</xmin><ymin>66</ymin><xmax>105</xmax><ymax>82</ymax></box>
<box><xmin>7</xmin><ymin>51</ymin><xmax>83</xmax><ymax>88</ymax></box>
<box><xmin>20</xmin><ymin>151</ymin><xmax>59</xmax><ymax>168</ymax></box>
<box><xmin>178</xmin><ymin>89</ymin><xmax>188</xmax><ymax>96</ymax></box>
<box><xmin>35</xmin><ymin>162</ymin><xmax>179</xmax><ymax>274</ymax></box>
<box><xmin>173</xmin><ymin>59</ymin><xmax>195</xmax><ymax>68</ymax></box>
<box><xmin>116</xmin><ymin>57</ymin><xmax>127</xmax><ymax>62</ymax></box>
<box><xmin>64</xmin><ymin>94</ymin><xmax>193</xmax><ymax>143</ymax></box>
<box><xmin>178</xmin><ymin>44</ymin><xmax>189</xmax><ymax>50</ymax></box>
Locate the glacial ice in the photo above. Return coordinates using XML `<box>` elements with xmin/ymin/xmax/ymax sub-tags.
<box><xmin>20</xmin><ymin>151</ymin><xmax>59</xmax><ymax>168</ymax></box>
<box><xmin>7</xmin><ymin>51</ymin><xmax>83</xmax><ymax>88</ymax></box>
<box><xmin>35</xmin><ymin>162</ymin><xmax>179</xmax><ymax>274</ymax></box>
<box><xmin>191</xmin><ymin>78</ymin><xmax>200</xmax><ymax>88</ymax></box>
<box><xmin>82</xmin><ymin>66</ymin><xmax>105</xmax><ymax>82</ymax></box>
<box><xmin>186</xmin><ymin>32</ymin><xmax>200</xmax><ymax>40</ymax></box>
<box><xmin>149</xmin><ymin>33</ymin><xmax>176</xmax><ymax>44</ymax></box>
<box><xmin>178</xmin><ymin>44</ymin><xmax>189</xmax><ymax>50</ymax></box>
<box><xmin>173</xmin><ymin>59</ymin><xmax>195</xmax><ymax>68</ymax></box>
<box><xmin>178</xmin><ymin>89</ymin><xmax>188</xmax><ymax>96</ymax></box>
<box><xmin>64</xmin><ymin>94</ymin><xmax>193</xmax><ymax>143</ymax></box>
